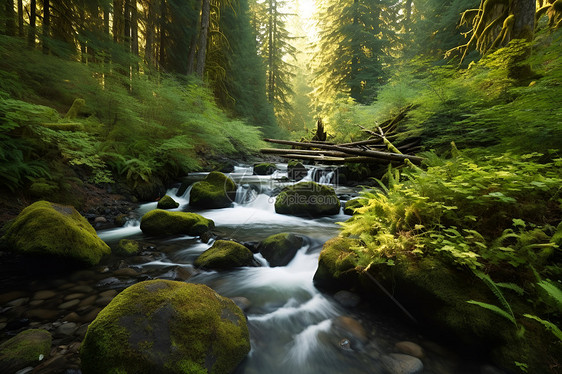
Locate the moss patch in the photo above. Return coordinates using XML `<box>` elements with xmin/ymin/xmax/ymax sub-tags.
<box><xmin>0</xmin><ymin>329</ymin><xmax>52</xmax><ymax>373</ymax></box>
<box><xmin>190</xmin><ymin>172</ymin><xmax>237</xmax><ymax>209</ymax></box>
<box><xmin>287</xmin><ymin>160</ymin><xmax>307</xmax><ymax>181</ymax></box>
<box><xmin>80</xmin><ymin>280</ymin><xmax>250</xmax><ymax>374</ymax></box>
<box><xmin>194</xmin><ymin>240</ymin><xmax>254</xmax><ymax>270</ymax></box>
<box><xmin>115</xmin><ymin>239</ymin><xmax>141</xmax><ymax>256</ymax></box>
<box><xmin>257</xmin><ymin>233</ymin><xmax>304</xmax><ymax>266</ymax></box>
<box><xmin>1</xmin><ymin>200</ymin><xmax>111</xmax><ymax>265</ymax></box>
<box><xmin>275</xmin><ymin>181</ymin><xmax>340</xmax><ymax>217</ymax></box>
<box><xmin>313</xmin><ymin>237</ymin><xmax>361</xmax><ymax>290</ymax></box>
<box><xmin>140</xmin><ymin>210</ymin><xmax>214</xmax><ymax>237</ymax></box>
<box><xmin>157</xmin><ymin>195</ymin><xmax>180</xmax><ymax>210</ymax></box>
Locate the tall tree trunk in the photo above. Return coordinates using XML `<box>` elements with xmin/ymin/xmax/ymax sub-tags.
<box><xmin>350</xmin><ymin>0</ymin><xmax>360</xmax><ymax>101</ymax></box>
<box><xmin>17</xmin><ymin>0</ymin><xmax>22</xmax><ymax>36</ymax></box>
<box><xmin>131</xmin><ymin>0</ymin><xmax>138</xmax><ymax>56</ymax></box>
<box><xmin>512</xmin><ymin>0</ymin><xmax>536</xmax><ymax>40</ymax></box>
<box><xmin>404</xmin><ymin>0</ymin><xmax>412</xmax><ymax>33</ymax></box>
<box><xmin>145</xmin><ymin>0</ymin><xmax>155</xmax><ymax>67</ymax></box>
<box><xmin>42</xmin><ymin>0</ymin><xmax>49</xmax><ymax>53</ymax></box>
<box><xmin>187</xmin><ymin>1</ymin><xmax>202</xmax><ymax>75</ymax></box>
<box><xmin>123</xmin><ymin>0</ymin><xmax>130</xmax><ymax>50</ymax></box>
<box><xmin>267</xmin><ymin>0</ymin><xmax>274</xmax><ymax>102</ymax></box>
<box><xmin>28</xmin><ymin>0</ymin><xmax>36</xmax><ymax>47</ymax></box>
<box><xmin>159</xmin><ymin>0</ymin><xmax>167</xmax><ymax>70</ymax></box>
<box><xmin>196</xmin><ymin>0</ymin><xmax>210</xmax><ymax>77</ymax></box>
<box><xmin>5</xmin><ymin>0</ymin><xmax>15</xmax><ymax>36</ymax></box>
<box><xmin>113</xmin><ymin>0</ymin><xmax>123</xmax><ymax>43</ymax></box>
<box><xmin>79</xmin><ymin>0</ymin><xmax>86</xmax><ymax>62</ymax></box>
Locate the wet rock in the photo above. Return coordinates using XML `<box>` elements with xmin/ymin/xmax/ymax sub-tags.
<box><xmin>2</xmin><ymin>201</ymin><xmax>110</xmax><ymax>266</ymax></box>
<box><xmin>253</xmin><ymin>163</ymin><xmax>277</xmax><ymax>175</ymax></box>
<box><xmin>95</xmin><ymin>295</ymin><xmax>115</xmax><ymax>307</ymax></box>
<box><xmin>287</xmin><ymin>160</ymin><xmax>307</xmax><ymax>181</ymax></box>
<box><xmin>189</xmin><ymin>171</ymin><xmax>237</xmax><ymax>209</ymax></box>
<box><xmin>96</xmin><ymin>277</ymin><xmax>120</xmax><ymax>287</ymax></box>
<box><xmin>313</xmin><ymin>237</ymin><xmax>361</xmax><ymax>291</ymax></box>
<box><xmin>156</xmin><ymin>195</ymin><xmax>180</xmax><ymax>209</ymax></box>
<box><xmin>0</xmin><ymin>329</ymin><xmax>51</xmax><ymax>373</ymax></box>
<box><xmin>33</xmin><ymin>290</ymin><xmax>57</xmax><ymax>300</ymax></box>
<box><xmin>70</xmin><ymin>270</ymin><xmax>96</xmax><ymax>282</ymax></box>
<box><xmin>172</xmin><ymin>266</ymin><xmax>193</xmax><ymax>281</ymax></box>
<box><xmin>334</xmin><ymin>290</ymin><xmax>360</xmax><ymax>308</ymax></box>
<box><xmin>8</xmin><ymin>297</ymin><xmax>29</xmax><ymax>307</ymax></box>
<box><xmin>80</xmin><ymin>307</ymin><xmax>102</xmax><ymax>323</ymax></box>
<box><xmin>78</xmin><ymin>295</ymin><xmax>96</xmax><ymax>308</ymax></box>
<box><xmin>0</xmin><ymin>291</ymin><xmax>28</xmax><ymax>304</ymax></box>
<box><xmin>80</xmin><ymin>280</ymin><xmax>250</xmax><ymax>374</ymax></box>
<box><xmin>194</xmin><ymin>240</ymin><xmax>255</xmax><ymax>270</ymax></box>
<box><xmin>64</xmin><ymin>293</ymin><xmax>85</xmax><ymax>301</ymax></box>
<box><xmin>27</xmin><ymin>309</ymin><xmax>59</xmax><ymax>321</ymax></box>
<box><xmin>99</xmin><ymin>290</ymin><xmax>118</xmax><ymax>298</ymax></box>
<box><xmin>113</xmin><ymin>267</ymin><xmax>139</xmax><ymax>277</ymax></box>
<box><xmin>114</xmin><ymin>239</ymin><xmax>142</xmax><ymax>257</ymax></box>
<box><xmin>140</xmin><ymin>210</ymin><xmax>215</xmax><ymax>237</ymax></box>
<box><xmin>275</xmin><ymin>182</ymin><xmax>340</xmax><ymax>217</ymax></box>
<box><xmin>75</xmin><ymin>324</ymin><xmax>89</xmax><ymax>339</ymax></box>
<box><xmin>339</xmin><ymin>338</ymin><xmax>353</xmax><ymax>352</ymax></box>
<box><xmin>55</xmin><ymin>322</ymin><xmax>78</xmax><ymax>337</ymax></box>
<box><xmin>31</xmin><ymin>354</ymin><xmax>68</xmax><ymax>374</ymax></box>
<box><xmin>257</xmin><ymin>233</ymin><xmax>304</xmax><ymax>267</ymax></box>
<box><xmin>395</xmin><ymin>341</ymin><xmax>424</xmax><ymax>359</ymax></box>
<box><xmin>69</xmin><ymin>285</ymin><xmax>93</xmax><ymax>293</ymax></box>
<box><xmin>381</xmin><ymin>353</ymin><xmax>423</xmax><ymax>374</ymax></box>
<box><xmin>94</xmin><ymin>216</ymin><xmax>107</xmax><ymax>224</ymax></box>
<box><xmin>231</xmin><ymin>297</ymin><xmax>251</xmax><ymax>312</ymax></box>
<box><xmin>59</xmin><ymin>299</ymin><xmax>80</xmax><ymax>310</ymax></box>
<box><xmin>63</xmin><ymin>312</ymin><xmax>81</xmax><ymax>323</ymax></box>
<box><xmin>332</xmin><ymin>316</ymin><xmax>368</xmax><ymax>344</ymax></box>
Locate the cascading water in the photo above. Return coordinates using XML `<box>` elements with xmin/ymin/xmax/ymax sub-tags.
<box><xmin>93</xmin><ymin>163</ymin><xmax>489</xmax><ymax>374</ymax></box>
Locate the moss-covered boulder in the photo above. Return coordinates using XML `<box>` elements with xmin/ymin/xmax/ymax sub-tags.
<box><xmin>190</xmin><ymin>171</ymin><xmax>237</xmax><ymax>209</ymax></box>
<box><xmin>194</xmin><ymin>240</ymin><xmax>255</xmax><ymax>270</ymax></box>
<box><xmin>344</xmin><ymin>198</ymin><xmax>363</xmax><ymax>215</ymax></box>
<box><xmin>157</xmin><ymin>194</ymin><xmax>180</xmax><ymax>209</ymax></box>
<box><xmin>275</xmin><ymin>181</ymin><xmax>340</xmax><ymax>217</ymax></box>
<box><xmin>115</xmin><ymin>239</ymin><xmax>142</xmax><ymax>256</ymax></box>
<box><xmin>0</xmin><ymin>329</ymin><xmax>52</xmax><ymax>373</ymax></box>
<box><xmin>313</xmin><ymin>237</ymin><xmax>361</xmax><ymax>290</ymax></box>
<box><xmin>257</xmin><ymin>233</ymin><xmax>304</xmax><ymax>267</ymax></box>
<box><xmin>253</xmin><ymin>162</ymin><xmax>277</xmax><ymax>175</ymax></box>
<box><xmin>80</xmin><ymin>280</ymin><xmax>250</xmax><ymax>374</ymax></box>
<box><xmin>287</xmin><ymin>160</ymin><xmax>307</xmax><ymax>181</ymax></box>
<box><xmin>140</xmin><ymin>209</ymin><xmax>214</xmax><ymax>237</ymax></box>
<box><xmin>1</xmin><ymin>201</ymin><xmax>110</xmax><ymax>266</ymax></box>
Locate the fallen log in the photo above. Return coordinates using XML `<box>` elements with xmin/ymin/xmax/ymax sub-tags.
<box><xmin>263</xmin><ymin>138</ymin><xmax>423</xmax><ymax>164</ymax></box>
<box><xmin>260</xmin><ymin>148</ymin><xmax>350</xmax><ymax>158</ymax></box>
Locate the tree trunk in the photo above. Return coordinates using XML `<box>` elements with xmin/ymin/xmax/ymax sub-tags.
<box><xmin>267</xmin><ymin>0</ymin><xmax>275</xmax><ymax>102</ymax></box>
<box><xmin>511</xmin><ymin>0</ymin><xmax>536</xmax><ymax>40</ymax></box>
<box><xmin>17</xmin><ymin>0</ymin><xmax>22</xmax><ymax>36</ymax></box>
<box><xmin>145</xmin><ymin>0</ymin><xmax>155</xmax><ymax>67</ymax></box>
<box><xmin>113</xmin><ymin>0</ymin><xmax>123</xmax><ymax>43</ymax></box>
<box><xmin>42</xmin><ymin>0</ymin><xmax>49</xmax><ymax>54</ymax></box>
<box><xmin>196</xmin><ymin>0</ymin><xmax>210</xmax><ymax>77</ymax></box>
<box><xmin>131</xmin><ymin>0</ymin><xmax>138</xmax><ymax>57</ymax></box>
<box><xmin>5</xmin><ymin>0</ymin><xmax>15</xmax><ymax>36</ymax></box>
<box><xmin>79</xmin><ymin>0</ymin><xmax>86</xmax><ymax>63</ymax></box>
<box><xmin>187</xmin><ymin>1</ymin><xmax>201</xmax><ymax>75</ymax></box>
<box><xmin>123</xmin><ymin>0</ymin><xmax>130</xmax><ymax>50</ymax></box>
<box><xmin>159</xmin><ymin>0</ymin><xmax>167</xmax><ymax>70</ymax></box>
<box><xmin>28</xmin><ymin>0</ymin><xmax>36</xmax><ymax>47</ymax></box>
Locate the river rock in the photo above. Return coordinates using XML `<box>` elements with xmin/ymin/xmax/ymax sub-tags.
<box><xmin>189</xmin><ymin>171</ymin><xmax>237</xmax><ymax>209</ymax></box>
<box><xmin>55</xmin><ymin>322</ymin><xmax>78</xmax><ymax>337</ymax></box>
<box><xmin>313</xmin><ymin>237</ymin><xmax>361</xmax><ymax>290</ymax></box>
<box><xmin>1</xmin><ymin>201</ymin><xmax>111</xmax><ymax>266</ymax></box>
<box><xmin>113</xmin><ymin>267</ymin><xmax>139</xmax><ymax>277</ymax></box>
<box><xmin>59</xmin><ymin>299</ymin><xmax>80</xmax><ymax>310</ymax></box>
<box><xmin>194</xmin><ymin>240</ymin><xmax>255</xmax><ymax>270</ymax></box>
<box><xmin>395</xmin><ymin>341</ymin><xmax>424</xmax><ymax>359</ymax></box>
<box><xmin>114</xmin><ymin>239</ymin><xmax>142</xmax><ymax>256</ymax></box>
<box><xmin>80</xmin><ymin>280</ymin><xmax>250</xmax><ymax>374</ymax></box>
<box><xmin>156</xmin><ymin>195</ymin><xmax>179</xmax><ymax>209</ymax></box>
<box><xmin>0</xmin><ymin>329</ymin><xmax>51</xmax><ymax>373</ymax></box>
<box><xmin>253</xmin><ymin>162</ymin><xmax>277</xmax><ymax>175</ymax></box>
<box><xmin>333</xmin><ymin>290</ymin><xmax>361</xmax><ymax>307</ymax></box>
<box><xmin>275</xmin><ymin>181</ymin><xmax>340</xmax><ymax>217</ymax></box>
<box><xmin>381</xmin><ymin>353</ymin><xmax>423</xmax><ymax>374</ymax></box>
<box><xmin>257</xmin><ymin>233</ymin><xmax>304</xmax><ymax>267</ymax></box>
<box><xmin>332</xmin><ymin>316</ymin><xmax>368</xmax><ymax>344</ymax></box>
<box><xmin>140</xmin><ymin>209</ymin><xmax>215</xmax><ymax>237</ymax></box>
<box><xmin>287</xmin><ymin>160</ymin><xmax>307</xmax><ymax>181</ymax></box>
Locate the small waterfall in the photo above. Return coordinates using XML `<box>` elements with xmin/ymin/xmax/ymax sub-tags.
<box><xmin>235</xmin><ymin>184</ymin><xmax>259</xmax><ymax>205</ymax></box>
<box><xmin>318</xmin><ymin>170</ymin><xmax>335</xmax><ymax>184</ymax></box>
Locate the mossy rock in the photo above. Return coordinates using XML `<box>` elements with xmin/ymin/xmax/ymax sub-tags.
<box><xmin>64</xmin><ymin>98</ymin><xmax>86</xmax><ymax>119</ymax></box>
<box><xmin>190</xmin><ymin>171</ymin><xmax>237</xmax><ymax>209</ymax></box>
<box><xmin>253</xmin><ymin>163</ymin><xmax>277</xmax><ymax>175</ymax></box>
<box><xmin>275</xmin><ymin>181</ymin><xmax>341</xmax><ymax>217</ymax></box>
<box><xmin>115</xmin><ymin>239</ymin><xmax>141</xmax><ymax>256</ymax></box>
<box><xmin>1</xmin><ymin>201</ymin><xmax>111</xmax><ymax>266</ymax></box>
<box><xmin>0</xmin><ymin>329</ymin><xmax>52</xmax><ymax>373</ymax></box>
<box><xmin>140</xmin><ymin>209</ymin><xmax>214</xmax><ymax>237</ymax></box>
<box><xmin>80</xmin><ymin>280</ymin><xmax>250</xmax><ymax>374</ymax></box>
<box><xmin>194</xmin><ymin>240</ymin><xmax>255</xmax><ymax>270</ymax></box>
<box><xmin>131</xmin><ymin>178</ymin><xmax>167</xmax><ymax>202</ymax></box>
<box><xmin>40</xmin><ymin>122</ymin><xmax>85</xmax><ymax>131</ymax></box>
<box><xmin>157</xmin><ymin>195</ymin><xmax>180</xmax><ymax>209</ymax></box>
<box><xmin>313</xmin><ymin>237</ymin><xmax>361</xmax><ymax>290</ymax></box>
<box><xmin>344</xmin><ymin>198</ymin><xmax>363</xmax><ymax>215</ymax></box>
<box><xmin>257</xmin><ymin>233</ymin><xmax>304</xmax><ymax>267</ymax></box>
<box><xmin>287</xmin><ymin>160</ymin><xmax>307</xmax><ymax>181</ymax></box>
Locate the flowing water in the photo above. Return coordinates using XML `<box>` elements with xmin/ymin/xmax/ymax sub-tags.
<box><xmin>96</xmin><ymin>164</ymin><xmax>487</xmax><ymax>374</ymax></box>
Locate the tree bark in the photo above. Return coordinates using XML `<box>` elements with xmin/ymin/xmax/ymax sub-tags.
<box><xmin>42</xmin><ymin>0</ymin><xmax>49</xmax><ymax>54</ymax></box>
<box><xmin>159</xmin><ymin>0</ymin><xmax>167</xmax><ymax>70</ymax></box>
<box><xmin>17</xmin><ymin>0</ymin><xmax>22</xmax><ymax>36</ymax></box>
<box><xmin>28</xmin><ymin>0</ymin><xmax>36</xmax><ymax>47</ymax></box>
<box><xmin>145</xmin><ymin>0</ymin><xmax>155</xmax><ymax>67</ymax></box>
<box><xmin>196</xmin><ymin>0</ymin><xmax>210</xmax><ymax>77</ymax></box>
<box><xmin>113</xmin><ymin>0</ymin><xmax>123</xmax><ymax>43</ymax></box>
<box><xmin>5</xmin><ymin>0</ymin><xmax>15</xmax><ymax>36</ymax></box>
<box><xmin>512</xmin><ymin>0</ymin><xmax>536</xmax><ymax>41</ymax></box>
<box><xmin>131</xmin><ymin>0</ymin><xmax>138</xmax><ymax>57</ymax></box>
<box><xmin>124</xmin><ymin>0</ymin><xmax>130</xmax><ymax>50</ymax></box>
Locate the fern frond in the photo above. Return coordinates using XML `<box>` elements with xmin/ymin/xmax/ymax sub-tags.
<box><xmin>467</xmin><ymin>300</ymin><xmax>516</xmax><ymax>325</ymax></box>
<box><xmin>523</xmin><ymin>314</ymin><xmax>562</xmax><ymax>341</ymax></box>
<box><xmin>537</xmin><ymin>280</ymin><xmax>562</xmax><ymax>312</ymax></box>
<box><xmin>473</xmin><ymin>270</ymin><xmax>517</xmax><ymax>325</ymax></box>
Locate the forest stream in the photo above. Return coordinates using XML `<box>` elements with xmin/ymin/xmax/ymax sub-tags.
<box><xmin>0</xmin><ymin>163</ymin><xmax>499</xmax><ymax>374</ymax></box>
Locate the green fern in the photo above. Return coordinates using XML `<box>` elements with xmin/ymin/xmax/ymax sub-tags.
<box><xmin>467</xmin><ymin>300</ymin><xmax>517</xmax><ymax>325</ymax></box>
<box><xmin>523</xmin><ymin>314</ymin><xmax>562</xmax><ymax>341</ymax></box>
<box><xmin>537</xmin><ymin>280</ymin><xmax>562</xmax><ymax>313</ymax></box>
<box><xmin>469</xmin><ymin>270</ymin><xmax>518</xmax><ymax>327</ymax></box>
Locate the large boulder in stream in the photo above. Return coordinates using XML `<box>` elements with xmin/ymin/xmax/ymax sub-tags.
<box><xmin>275</xmin><ymin>181</ymin><xmax>340</xmax><ymax>217</ymax></box>
<box><xmin>257</xmin><ymin>233</ymin><xmax>304</xmax><ymax>266</ymax></box>
<box><xmin>194</xmin><ymin>240</ymin><xmax>255</xmax><ymax>270</ymax></box>
<box><xmin>80</xmin><ymin>280</ymin><xmax>250</xmax><ymax>374</ymax></box>
<box><xmin>287</xmin><ymin>160</ymin><xmax>307</xmax><ymax>181</ymax></box>
<box><xmin>253</xmin><ymin>162</ymin><xmax>277</xmax><ymax>175</ymax></box>
<box><xmin>140</xmin><ymin>209</ymin><xmax>214</xmax><ymax>237</ymax></box>
<box><xmin>156</xmin><ymin>194</ymin><xmax>179</xmax><ymax>209</ymax></box>
<box><xmin>0</xmin><ymin>201</ymin><xmax>111</xmax><ymax>266</ymax></box>
<box><xmin>189</xmin><ymin>171</ymin><xmax>237</xmax><ymax>209</ymax></box>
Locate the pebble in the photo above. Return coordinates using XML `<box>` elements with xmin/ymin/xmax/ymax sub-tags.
<box><xmin>173</xmin><ymin>266</ymin><xmax>193</xmax><ymax>281</ymax></box>
<box><xmin>94</xmin><ymin>216</ymin><xmax>107</xmax><ymax>223</ymax></box>
<box><xmin>382</xmin><ymin>353</ymin><xmax>424</xmax><ymax>374</ymax></box>
<box><xmin>333</xmin><ymin>316</ymin><xmax>368</xmax><ymax>343</ymax></box>
<box><xmin>231</xmin><ymin>297</ymin><xmax>251</xmax><ymax>312</ymax></box>
<box><xmin>113</xmin><ymin>268</ymin><xmax>139</xmax><ymax>277</ymax></box>
<box><xmin>59</xmin><ymin>299</ymin><xmax>80</xmax><ymax>310</ymax></box>
<box><xmin>70</xmin><ymin>270</ymin><xmax>96</xmax><ymax>282</ymax></box>
<box><xmin>34</xmin><ymin>290</ymin><xmax>57</xmax><ymax>300</ymax></box>
<box><xmin>96</xmin><ymin>277</ymin><xmax>120</xmax><ymax>287</ymax></box>
<box><xmin>75</xmin><ymin>323</ymin><xmax>89</xmax><ymax>338</ymax></box>
<box><xmin>55</xmin><ymin>322</ymin><xmax>78</xmax><ymax>336</ymax></box>
<box><xmin>8</xmin><ymin>297</ymin><xmax>29</xmax><ymax>307</ymax></box>
<box><xmin>99</xmin><ymin>290</ymin><xmax>118</xmax><ymax>298</ymax></box>
<box><xmin>395</xmin><ymin>341</ymin><xmax>424</xmax><ymax>359</ymax></box>
<box><xmin>27</xmin><ymin>309</ymin><xmax>59</xmax><ymax>320</ymax></box>
<box><xmin>95</xmin><ymin>295</ymin><xmax>114</xmax><ymax>307</ymax></box>
<box><xmin>63</xmin><ymin>312</ymin><xmax>81</xmax><ymax>323</ymax></box>
<box><xmin>29</xmin><ymin>300</ymin><xmax>44</xmax><ymax>307</ymax></box>
<box><xmin>334</xmin><ymin>290</ymin><xmax>361</xmax><ymax>307</ymax></box>
<box><xmin>80</xmin><ymin>308</ymin><xmax>102</xmax><ymax>323</ymax></box>
<box><xmin>78</xmin><ymin>295</ymin><xmax>97</xmax><ymax>308</ymax></box>
<box><xmin>64</xmin><ymin>293</ymin><xmax>85</xmax><ymax>300</ymax></box>
<box><xmin>0</xmin><ymin>290</ymin><xmax>27</xmax><ymax>304</ymax></box>
<box><xmin>69</xmin><ymin>285</ymin><xmax>94</xmax><ymax>293</ymax></box>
